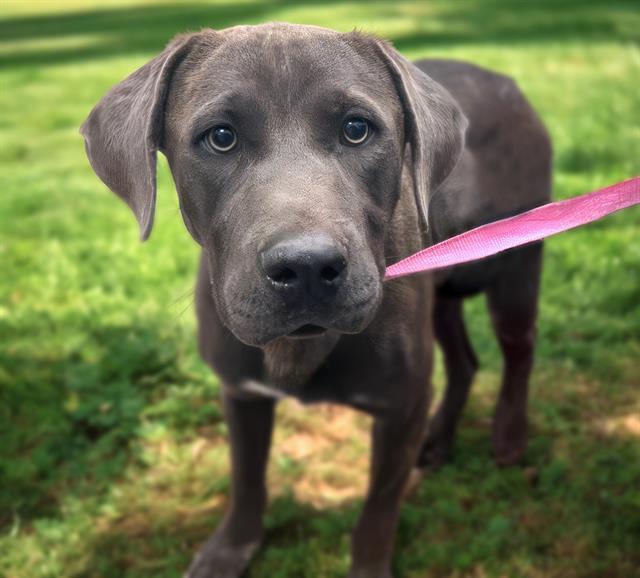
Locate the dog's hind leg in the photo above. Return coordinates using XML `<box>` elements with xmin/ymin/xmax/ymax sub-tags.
<box><xmin>417</xmin><ymin>296</ymin><xmax>479</xmax><ymax>469</ymax></box>
<box><xmin>185</xmin><ymin>392</ymin><xmax>275</xmax><ymax>578</ymax></box>
<box><xmin>487</xmin><ymin>242</ymin><xmax>543</xmax><ymax>466</ymax></box>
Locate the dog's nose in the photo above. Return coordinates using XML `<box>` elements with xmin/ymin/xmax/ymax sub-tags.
<box><xmin>260</xmin><ymin>234</ymin><xmax>347</xmax><ymax>300</ymax></box>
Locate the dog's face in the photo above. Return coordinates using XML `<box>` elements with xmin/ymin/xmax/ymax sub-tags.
<box><xmin>164</xmin><ymin>26</ymin><xmax>404</xmax><ymax>345</ymax></box>
<box><xmin>81</xmin><ymin>23</ymin><xmax>466</xmax><ymax>346</ymax></box>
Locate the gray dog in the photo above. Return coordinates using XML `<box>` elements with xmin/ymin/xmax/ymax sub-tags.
<box><xmin>81</xmin><ymin>23</ymin><xmax>551</xmax><ymax>578</ymax></box>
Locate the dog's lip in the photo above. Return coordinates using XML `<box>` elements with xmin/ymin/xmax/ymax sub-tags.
<box><xmin>286</xmin><ymin>324</ymin><xmax>328</xmax><ymax>339</ymax></box>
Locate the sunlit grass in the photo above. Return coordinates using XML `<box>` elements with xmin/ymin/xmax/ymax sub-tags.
<box><xmin>1</xmin><ymin>1</ymin><xmax>639</xmax><ymax>577</ymax></box>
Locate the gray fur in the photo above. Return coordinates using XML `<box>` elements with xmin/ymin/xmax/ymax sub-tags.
<box><xmin>81</xmin><ymin>23</ymin><xmax>551</xmax><ymax>578</ymax></box>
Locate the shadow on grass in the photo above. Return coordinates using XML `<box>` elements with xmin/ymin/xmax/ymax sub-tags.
<box><xmin>72</xmin><ymin>424</ymin><xmax>640</xmax><ymax>578</ymax></box>
<box><xmin>69</xmin><ymin>493</ymin><xmax>353</xmax><ymax>578</ymax></box>
<box><xmin>0</xmin><ymin>317</ymin><xmax>216</xmax><ymax>529</ymax></box>
<box><xmin>393</xmin><ymin>0</ymin><xmax>639</xmax><ymax>52</ymax></box>
<box><xmin>0</xmin><ymin>0</ymin><xmax>638</xmax><ymax>69</ymax></box>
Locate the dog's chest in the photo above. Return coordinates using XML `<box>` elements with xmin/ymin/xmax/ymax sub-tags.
<box><xmin>234</xmin><ymin>332</ymin><xmax>401</xmax><ymax>415</ymax></box>
<box><xmin>237</xmin><ymin>377</ymin><xmax>393</xmax><ymax>416</ymax></box>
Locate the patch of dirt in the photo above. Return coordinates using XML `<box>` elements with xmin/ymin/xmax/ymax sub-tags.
<box><xmin>270</xmin><ymin>400</ymin><xmax>372</xmax><ymax>507</ymax></box>
<box><xmin>594</xmin><ymin>410</ymin><xmax>640</xmax><ymax>438</ymax></box>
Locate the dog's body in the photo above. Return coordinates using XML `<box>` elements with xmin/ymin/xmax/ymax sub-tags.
<box><xmin>419</xmin><ymin>59</ymin><xmax>551</xmax><ymax>468</ymax></box>
<box><xmin>82</xmin><ymin>23</ymin><xmax>551</xmax><ymax>578</ymax></box>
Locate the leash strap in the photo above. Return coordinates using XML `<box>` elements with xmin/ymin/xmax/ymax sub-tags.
<box><xmin>385</xmin><ymin>176</ymin><xmax>640</xmax><ymax>280</ymax></box>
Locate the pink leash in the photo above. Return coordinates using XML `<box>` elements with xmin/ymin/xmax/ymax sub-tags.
<box><xmin>385</xmin><ymin>176</ymin><xmax>640</xmax><ymax>280</ymax></box>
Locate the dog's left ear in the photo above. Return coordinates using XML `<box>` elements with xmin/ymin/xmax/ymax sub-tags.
<box><xmin>371</xmin><ymin>38</ymin><xmax>468</xmax><ymax>230</ymax></box>
<box><xmin>80</xmin><ymin>33</ymin><xmax>201</xmax><ymax>241</ymax></box>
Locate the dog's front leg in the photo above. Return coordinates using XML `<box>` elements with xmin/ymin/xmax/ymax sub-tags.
<box><xmin>186</xmin><ymin>391</ymin><xmax>275</xmax><ymax>578</ymax></box>
<box><xmin>349</xmin><ymin>395</ymin><xmax>428</xmax><ymax>578</ymax></box>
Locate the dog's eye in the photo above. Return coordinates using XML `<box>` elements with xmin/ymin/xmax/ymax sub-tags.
<box><xmin>204</xmin><ymin>125</ymin><xmax>237</xmax><ymax>153</ymax></box>
<box><xmin>342</xmin><ymin>118</ymin><xmax>370</xmax><ymax>145</ymax></box>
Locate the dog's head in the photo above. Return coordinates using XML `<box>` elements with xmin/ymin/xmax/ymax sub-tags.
<box><xmin>81</xmin><ymin>23</ymin><xmax>466</xmax><ymax>346</ymax></box>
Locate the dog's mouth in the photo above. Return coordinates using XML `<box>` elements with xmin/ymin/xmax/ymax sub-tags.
<box><xmin>223</xmin><ymin>276</ymin><xmax>383</xmax><ymax>347</ymax></box>
<box><xmin>286</xmin><ymin>324</ymin><xmax>328</xmax><ymax>339</ymax></box>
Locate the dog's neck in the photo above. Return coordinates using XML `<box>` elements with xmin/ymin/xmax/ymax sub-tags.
<box><xmin>262</xmin><ymin>331</ymin><xmax>341</xmax><ymax>388</ymax></box>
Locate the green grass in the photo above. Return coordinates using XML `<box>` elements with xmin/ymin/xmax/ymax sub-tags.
<box><xmin>1</xmin><ymin>1</ymin><xmax>639</xmax><ymax>577</ymax></box>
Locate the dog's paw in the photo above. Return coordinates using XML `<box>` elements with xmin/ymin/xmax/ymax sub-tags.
<box><xmin>492</xmin><ymin>409</ymin><xmax>528</xmax><ymax>467</ymax></box>
<box><xmin>493</xmin><ymin>440</ymin><xmax>527</xmax><ymax>467</ymax></box>
<box><xmin>416</xmin><ymin>432</ymin><xmax>453</xmax><ymax>471</ymax></box>
<box><xmin>184</xmin><ymin>532</ymin><xmax>261</xmax><ymax>578</ymax></box>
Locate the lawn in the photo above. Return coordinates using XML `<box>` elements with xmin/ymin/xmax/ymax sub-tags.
<box><xmin>0</xmin><ymin>1</ymin><xmax>639</xmax><ymax>577</ymax></box>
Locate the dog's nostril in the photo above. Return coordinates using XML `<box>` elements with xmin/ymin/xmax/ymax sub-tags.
<box><xmin>270</xmin><ymin>267</ymin><xmax>297</xmax><ymax>285</ymax></box>
<box><xmin>320</xmin><ymin>265</ymin><xmax>341</xmax><ymax>283</ymax></box>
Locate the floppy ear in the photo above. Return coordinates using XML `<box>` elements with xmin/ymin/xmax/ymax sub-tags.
<box><xmin>80</xmin><ymin>34</ymin><xmax>199</xmax><ymax>241</ymax></box>
<box><xmin>373</xmin><ymin>39</ymin><xmax>468</xmax><ymax>229</ymax></box>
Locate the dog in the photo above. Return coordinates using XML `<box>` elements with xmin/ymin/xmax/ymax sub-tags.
<box><xmin>81</xmin><ymin>23</ymin><xmax>551</xmax><ymax>578</ymax></box>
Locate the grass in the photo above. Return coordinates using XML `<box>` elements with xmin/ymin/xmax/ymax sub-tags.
<box><xmin>0</xmin><ymin>1</ymin><xmax>639</xmax><ymax>577</ymax></box>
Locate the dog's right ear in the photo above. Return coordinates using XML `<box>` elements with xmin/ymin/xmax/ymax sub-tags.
<box><xmin>80</xmin><ymin>33</ymin><xmax>201</xmax><ymax>241</ymax></box>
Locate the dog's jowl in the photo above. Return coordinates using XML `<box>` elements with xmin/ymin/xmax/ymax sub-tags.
<box><xmin>81</xmin><ymin>23</ymin><xmax>551</xmax><ymax>578</ymax></box>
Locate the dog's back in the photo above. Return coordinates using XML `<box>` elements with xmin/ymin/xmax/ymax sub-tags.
<box><xmin>417</xmin><ymin>59</ymin><xmax>552</xmax><ymax>243</ymax></box>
